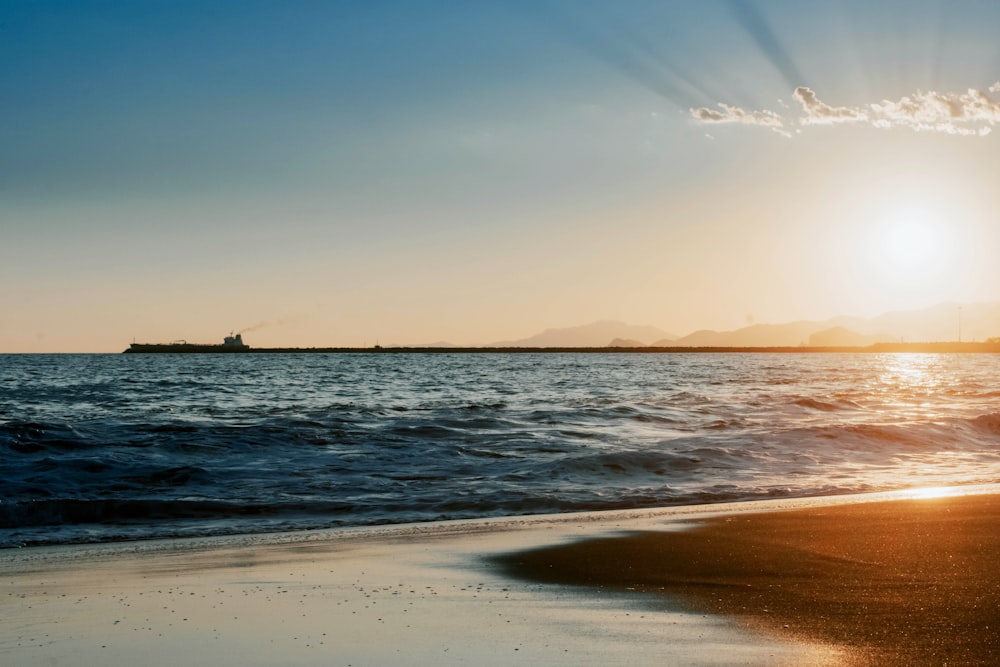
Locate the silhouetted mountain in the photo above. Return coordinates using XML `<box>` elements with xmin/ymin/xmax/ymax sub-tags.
<box><xmin>651</xmin><ymin>302</ymin><xmax>1000</xmax><ymax>348</ymax></box>
<box><xmin>394</xmin><ymin>302</ymin><xmax>1000</xmax><ymax>350</ymax></box>
<box><xmin>863</xmin><ymin>302</ymin><xmax>1000</xmax><ymax>342</ymax></box>
<box><xmin>655</xmin><ymin>321</ymin><xmax>822</xmax><ymax>347</ymax></box>
<box><xmin>607</xmin><ymin>338</ymin><xmax>647</xmax><ymax>347</ymax></box>
<box><xmin>808</xmin><ymin>327</ymin><xmax>894</xmax><ymax>347</ymax></box>
<box><xmin>488</xmin><ymin>320</ymin><xmax>675</xmax><ymax>348</ymax></box>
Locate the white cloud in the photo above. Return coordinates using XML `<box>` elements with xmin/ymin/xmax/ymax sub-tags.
<box><xmin>689</xmin><ymin>102</ymin><xmax>784</xmax><ymax>127</ymax></box>
<box><xmin>691</xmin><ymin>83</ymin><xmax>1000</xmax><ymax>137</ymax></box>
<box><xmin>794</xmin><ymin>86</ymin><xmax>867</xmax><ymax>124</ymax></box>
<box><xmin>869</xmin><ymin>87</ymin><xmax>1000</xmax><ymax>136</ymax></box>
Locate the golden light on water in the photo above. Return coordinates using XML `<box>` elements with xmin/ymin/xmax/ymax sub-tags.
<box><xmin>875</xmin><ymin>354</ymin><xmax>945</xmax><ymax>407</ymax></box>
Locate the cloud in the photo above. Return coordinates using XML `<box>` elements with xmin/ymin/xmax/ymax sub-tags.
<box><xmin>690</xmin><ymin>102</ymin><xmax>784</xmax><ymax>127</ymax></box>
<box><xmin>690</xmin><ymin>83</ymin><xmax>1000</xmax><ymax>137</ymax></box>
<box><xmin>794</xmin><ymin>87</ymin><xmax>868</xmax><ymax>124</ymax></box>
<box><xmin>869</xmin><ymin>87</ymin><xmax>1000</xmax><ymax>136</ymax></box>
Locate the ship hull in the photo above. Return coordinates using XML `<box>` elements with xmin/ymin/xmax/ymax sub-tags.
<box><xmin>125</xmin><ymin>343</ymin><xmax>251</xmax><ymax>353</ymax></box>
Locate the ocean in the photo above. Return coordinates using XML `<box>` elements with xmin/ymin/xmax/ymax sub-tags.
<box><xmin>2</xmin><ymin>352</ymin><xmax>1000</xmax><ymax>548</ymax></box>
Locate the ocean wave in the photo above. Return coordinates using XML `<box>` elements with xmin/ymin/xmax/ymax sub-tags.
<box><xmin>5</xmin><ymin>352</ymin><xmax>1000</xmax><ymax>547</ymax></box>
<box><xmin>1</xmin><ymin>420</ymin><xmax>96</xmax><ymax>453</ymax></box>
<box><xmin>969</xmin><ymin>412</ymin><xmax>1000</xmax><ymax>435</ymax></box>
<box><xmin>789</xmin><ymin>396</ymin><xmax>862</xmax><ymax>412</ymax></box>
<box><xmin>0</xmin><ymin>497</ymin><xmax>356</xmax><ymax>530</ymax></box>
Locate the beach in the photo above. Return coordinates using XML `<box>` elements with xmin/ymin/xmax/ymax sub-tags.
<box><xmin>5</xmin><ymin>486</ymin><xmax>998</xmax><ymax>666</ymax></box>
<box><xmin>501</xmin><ymin>487</ymin><xmax>1000</xmax><ymax>666</ymax></box>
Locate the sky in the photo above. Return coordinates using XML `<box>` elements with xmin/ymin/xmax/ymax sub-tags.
<box><xmin>4</xmin><ymin>0</ymin><xmax>1000</xmax><ymax>352</ymax></box>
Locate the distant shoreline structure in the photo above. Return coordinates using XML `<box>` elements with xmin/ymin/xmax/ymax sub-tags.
<box><xmin>124</xmin><ymin>341</ymin><xmax>1000</xmax><ymax>354</ymax></box>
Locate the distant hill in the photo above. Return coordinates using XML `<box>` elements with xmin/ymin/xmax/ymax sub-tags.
<box><xmin>650</xmin><ymin>302</ymin><xmax>1000</xmax><ymax>348</ymax></box>
<box><xmin>396</xmin><ymin>302</ymin><xmax>1000</xmax><ymax>350</ymax></box>
<box><xmin>655</xmin><ymin>321</ymin><xmax>822</xmax><ymax>347</ymax></box>
<box><xmin>488</xmin><ymin>320</ymin><xmax>676</xmax><ymax>348</ymax></box>
<box><xmin>808</xmin><ymin>326</ymin><xmax>894</xmax><ymax>347</ymax></box>
<box><xmin>862</xmin><ymin>302</ymin><xmax>1000</xmax><ymax>342</ymax></box>
<box><xmin>607</xmin><ymin>338</ymin><xmax>648</xmax><ymax>347</ymax></box>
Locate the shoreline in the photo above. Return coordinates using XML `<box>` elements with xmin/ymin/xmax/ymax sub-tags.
<box><xmin>4</xmin><ymin>485</ymin><xmax>999</xmax><ymax>666</ymax></box>
<box><xmin>498</xmin><ymin>486</ymin><xmax>1000</xmax><ymax>666</ymax></box>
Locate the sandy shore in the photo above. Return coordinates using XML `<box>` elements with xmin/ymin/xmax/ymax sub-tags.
<box><xmin>499</xmin><ymin>487</ymin><xmax>1000</xmax><ymax>666</ymax></box>
<box><xmin>3</xmin><ymin>485</ymin><xmax>998</xmax><ymax>666</ymax></box>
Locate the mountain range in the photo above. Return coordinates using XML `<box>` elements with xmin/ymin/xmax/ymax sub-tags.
<box><xmin>474</xmin><ymin>302</ymin><xmax>1000</xmax><ymax>348</ymax></box>
<box><xmin>486</xmin><ymin>320</ymin><xmax>676</xmax><ymax>348</ymax></box>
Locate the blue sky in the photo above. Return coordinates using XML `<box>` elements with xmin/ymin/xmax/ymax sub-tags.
<box><xmin>5</xmin><ymin>1</ymin><xmax>1000</xmax><ymax>351</ymax></box>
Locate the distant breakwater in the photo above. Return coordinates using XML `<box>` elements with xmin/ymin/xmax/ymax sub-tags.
<box><xmin>123</xmin><ymin>343</ymin><xmax>1000</xmax><ymax>354</ymax></box>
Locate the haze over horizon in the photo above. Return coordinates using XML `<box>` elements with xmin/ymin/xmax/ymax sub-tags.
<box><xmin>5</xmin><ymin>1</ymin><xmax>1000</xmax><ymax>353</ymax></box>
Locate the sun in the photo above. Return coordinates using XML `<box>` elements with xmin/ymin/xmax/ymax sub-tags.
<box><xmin>877</xmin><ymin>208</ymin><xmax>939</xmax><ymax>270</ymax></box>
<box><xmin>862</xmin><ymin>203</ymin><xmax>957</xmax><ymax>293</ymax></box>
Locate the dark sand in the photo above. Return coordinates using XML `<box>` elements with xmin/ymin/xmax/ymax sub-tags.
<box><xmin>498</xmin><ymin>493</ymin><xmax>1000</xmax><ymax>666</ymax></box>
<box><xmin>2</xmin><ymin>507</ymin><xmax>830</xmax><ymax>666</ymax></box>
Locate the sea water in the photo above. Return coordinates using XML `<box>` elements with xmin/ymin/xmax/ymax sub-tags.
<box><xmin>2</xmin><ymin>352</ymin><xmax>1000</xmax><ymax>547</ymax></box>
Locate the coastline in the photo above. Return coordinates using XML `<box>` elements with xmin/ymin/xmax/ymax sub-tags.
<box><xmin>4</xmin><ymin>486</ymin><xmax>999</xmax><ymax>666</ymax></box>
<box><xmin>497</xmin><ymin>486</ymin><xmax>1000</xmax><ymax>666</ymax></box>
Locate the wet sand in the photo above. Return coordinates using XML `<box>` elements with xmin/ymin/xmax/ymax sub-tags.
<box><xmin>499</xmin><ymin>491</ymin><xmax>1000</xmax><ymax>666</ymax></box>
<box><xmin>3</xmin><ymin>487</ymin><xmax>997</xmax><ymax>666</ymax></box>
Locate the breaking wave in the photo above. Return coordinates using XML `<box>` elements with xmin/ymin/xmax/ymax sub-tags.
<box><xmin>3</xmin><ymin>352</ymin><xmax>1000</xmax><ymax>547</ymax></box>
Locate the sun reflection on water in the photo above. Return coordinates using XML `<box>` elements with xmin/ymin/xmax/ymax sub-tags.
<box><xmin>868</xmin><ymin>353</ymin><xmax>957</xmax><ymax>421</ymax></box>
<box><xmin>906</xmin><ymin>486</ymin><xmax>959</xmax><ymax>500</ymax></box>
<box><xmin>879</xmin><ymin>353</ymin><xmax>941</xmax><ymax>388</ymax></box>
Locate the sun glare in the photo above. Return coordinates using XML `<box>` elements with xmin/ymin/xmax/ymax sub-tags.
<box><xmin>879</xmin><ymin>209</ymin><xmax>937</xmax><ymax>269</ymax></box>
<box><xmin>907</xmin><ymin>486</ymin><xmax>956</xmax><ymax>500</ymax></box>
<box><xmin>862</xmin><ymin>202</ymin><xmax>957</xmax><ymax>294</ymax></box>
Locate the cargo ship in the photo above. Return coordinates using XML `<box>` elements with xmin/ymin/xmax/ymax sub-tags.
<box><xmin>125</xmin><ymin>333</ymin><xmax>250</xmax><ymax>353</ymax></box>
